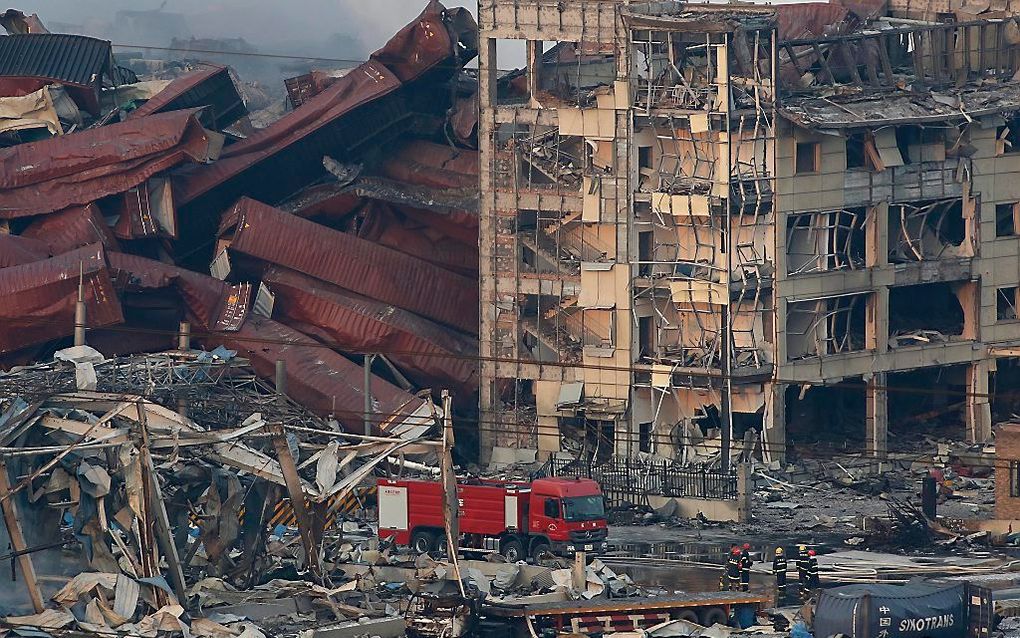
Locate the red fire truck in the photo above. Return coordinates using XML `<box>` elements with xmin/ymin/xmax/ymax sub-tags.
<box><xmin>377</xmin><ymin>477</ymin><xmax>608</xmax><ymax>561</ymax></box>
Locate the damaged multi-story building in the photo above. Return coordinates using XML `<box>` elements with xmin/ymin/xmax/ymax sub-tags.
<box><xmin>478</xmin><ymin>0</ymin><xmax>1020</xmax><ymax>464</ymax></box>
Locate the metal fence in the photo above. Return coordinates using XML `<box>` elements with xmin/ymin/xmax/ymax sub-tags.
<box><xmin>548</xmin><ymin>457</ymin><xmax>738</xmax><ymax>507</ymax></box>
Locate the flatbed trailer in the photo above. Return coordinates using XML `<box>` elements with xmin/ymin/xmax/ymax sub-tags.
<box><xmin>481</xmin><ymin>591</ymin><xmax>768</xmax><ymax>637</ymax></box>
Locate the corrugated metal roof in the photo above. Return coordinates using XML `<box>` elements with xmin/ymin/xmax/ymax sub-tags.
<box><xmin>0</xmin><ymin>33</ymin><xmax>112</xmax><ymax>87</ymax></box>
<box><xmin>226</xmin><ymin>198</ymin><xmax>478</xmax><ymax>334</ymax></box>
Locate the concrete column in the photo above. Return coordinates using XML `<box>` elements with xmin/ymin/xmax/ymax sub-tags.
<box><xmin>865</xmin><ymin>372</ymin><xmax>888</xmax><ymax>458</ymax></box>
<box><xmin>526</xmin><ymin>40</ymin><xmax>542</xmax><ymax>108</ymax></box>
<box><xmin>477</xmin><ymin>35</ymin><xmax>498</xmax><ymax>465</ymax></box>
<box><xmin>966</xmin><ymin>360</ymin><xmax>992</xmax><ymax>442</ymax></box>
<box><xmin>736</xmin><ymin>463</ymin><xmax>752</xmax><ymax>523</ymax></box>
<box><xmin>763</xmin><ymin>383</ymin><xmax>787</xmax><ymax>465</ymax></box>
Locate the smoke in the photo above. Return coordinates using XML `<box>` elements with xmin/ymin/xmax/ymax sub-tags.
<box><xmin>11</xmin><ymin>1</ymin><xmax>474</xmax><ymax>55</ymax></box>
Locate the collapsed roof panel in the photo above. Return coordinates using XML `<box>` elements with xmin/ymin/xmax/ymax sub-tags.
<box><xmin>263</xmin><ymin>266</ymin><xmax>478</xmax><ymax>396</ymax></box>
<box><xmin>125</xmin><ymin>65</ymin><xmax>247</xmax><ymax>131</ymax></box>
<box><xmin>0</xmin><ymin>244</ymin><xmax>123</xmax><ymax>354</ymax></box>
<box><xmin>224</xmin><ymin>197</ymin><xmax>478</xmax><ymax>334</ymax></box>
<box><xmin>781</xmin><ymin>83</ymin><xmax>1020</xmax><ymax>129</ymax></box>
<box><xmin>0</xmin><ymin>109</ymin><xmax>213</xmax><ymax>218</ymax></box>
<box><xmin>203</xmin><ymin>314</ymin><xmax>435</xmax><ymax>436</ymax></box>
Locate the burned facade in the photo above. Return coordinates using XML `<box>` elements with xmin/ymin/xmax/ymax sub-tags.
<box><xmin>478</xmin><ymin>0</ymin><xmax>1020</xmax><ymax>463</ymax></box>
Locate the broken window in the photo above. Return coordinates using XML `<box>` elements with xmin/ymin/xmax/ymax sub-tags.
<box><xmin>997</xmin><ymin>202</ymin><xmax>1019</xmax><ymax>238</ymax></box>
<box><xmin>786</xmin><ymin>293</ymin><xmax>869</xmax><ymax>360</ymax></box>
<box><xmin>493</xmin><ymin>39</ymin><xmax>530</xmax><ymax>106</ymax></box>
<box><xmin>638</xmin><ymin>146</ymin><xmax>652</xmax><ymax>171</ymax></box>
<box><xmin>888</xmin><ymin>281</ymin><xmax>970</xmax><ymax>347</ymax></box>
<box><xmin>894</xmin><ymin>126</ymin><xmax>945</xmax><ymax>164</ymax></box>
<box><xmin>998</xmin><ymin>287</ymin><xmax>1018</xmax><ymax>321</ymax></box>
<box><xmin>795</xmin><ymin>141</ymin><xmax>819</xmax><ymax>174</ymax></box>
<box><xmin>786</xmin><ymin>208</ymin><xmax>867</xmax><ymax>275</ymax></box>
<box><xmin>537</xmin><ymin>41</ymin><xmax>616</xmax><ymax>106</ymax></box>
<box><xmin>887</xmin><ymin>199</ymin><xmax>967</xmax><ymax>263</ymax></box>
<box><xmin>639</xmin><ymin>422</ymin><xmax>653</xmax><ymax>453</ymax></box>
<box><xmin>632</xmin><ymin>29</ymin><xmax>719</xmax><ymax>111</ymax></box>
<box><xmin>846</xmin><ymin>132</ymin><xmax>869</xmax><ymax>169</ymax></box>
<box><xmin>638</xmin><ymin>230</ymin><xmax>654</xmax><ymax>277</ymax></box>
<box><xmin>638</xmin><ymin>314</ymin><xmax>655</xmax><ymax>357</ymax></box>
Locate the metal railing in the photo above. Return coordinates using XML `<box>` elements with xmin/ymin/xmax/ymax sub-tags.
<box><xmin>548</xmin><ymin>456</ymin><xmax>738</xmax><ymax>506</ymax></box>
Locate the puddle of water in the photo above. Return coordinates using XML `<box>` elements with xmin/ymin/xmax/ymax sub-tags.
<box><xmin>610</xmin><ymin>540</ymin><xmax>833</xmax><ymax>564</ymax></box>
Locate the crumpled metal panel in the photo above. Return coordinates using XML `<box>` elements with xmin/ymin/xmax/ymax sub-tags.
<box><xmin>355</xmin><ymin>200</ymin><xmax>477</xmax><ymax>277</ymax></box>
<box><xmin>21</xmin><ymin>204</ymin><xmax>120</xmax><ymax>255</ymax></box>
<box><xmin>379</xmin><ymin>140</ymin><xmax>479</xmax><ymax>190</ymax></box>
<box><xmin>776</xmin><ymin>2</ymin><xmax>850</xmax><ymax>39</ymax></box>
<box><xmin>0</xmin><ymin>234</ymin><xmax>49</xmax><ymax>267</ymax></box>
<box><xmin>263</xmin><ymin>266</ymin><xmax>478</xmax><ymax>396</ymax></box>
<box><xmin>0</xmin><ymin>243</ymin><xmax>123</xmax><ymax>354</ymax></box>
<box><xmin>284</xmin><ymin>70</ymin><xmax>342</xmax><ymax>108</ymax></box>
<box><xmin>173</xmin><ymin>61</ymin><xmax>402</xmax><ymax>209</ymax></box>
<box><xmin>369</xmin><ymin>1</ymin><xmax>457</xmax><ymax>83</ymax></box>
<box><xmin>226</xmin><ymin>198</ymin><xmax>478</xmax><ymax>334</ymax></box>
<box><xmin>106</xmin><ymin>252</ymin><xmax>249</xmax><ymax>332</ymax></box>
<box><xmin>127</xmin><ymin>65</ymin><xmax>247</xmax><ymax>130</ymax></box>
<box><xmin>203</xmin><ymin>314</ymin><xmax>432</xmax><ymax>434</ymax></box>
<box><xmin>0</xmin><ymin>9</ymin><xmax>49</xmax><ymax>35</ymax></box>
<box><xmin>0</xmin><ymin>109</ymin><xmax>210</xmax><ymax>218</ymax></box>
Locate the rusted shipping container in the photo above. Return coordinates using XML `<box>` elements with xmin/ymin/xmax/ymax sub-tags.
<box><xmin>223</xmin><ymin>198</ymin><xmax>478</xmax><ymax>334</ymax></box>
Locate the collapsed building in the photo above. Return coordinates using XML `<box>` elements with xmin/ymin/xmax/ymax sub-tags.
<box><xmin>478</xmin><ymin>0</ymin><xmax>1020</xmax><ymax>465</ymax></box>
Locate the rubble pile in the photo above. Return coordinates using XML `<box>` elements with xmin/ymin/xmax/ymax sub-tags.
<box><xmin>0</xmin><ymin>2</ymin><xmax>487</xmax><ymax>635</ymax></box>
<box><xmin>0</xmin><ymin>346</ymin><xmax>452</xmax><ymax>632</ymax></box>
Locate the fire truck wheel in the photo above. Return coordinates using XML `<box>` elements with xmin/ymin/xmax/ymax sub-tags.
<box><xmin>698</xmin><ymin>607</ymin><xmax>728</xmax><ymax>627</ymax></box>
<box><xmin>529</xmin><ymin>542</ymin><xmax>551</xmax><ymax>561</ymax></box>
<box><xmin>411</xmin><ymin>530</ymin><xmax>437</xmax><ymax>554</ymax></box>
<box><xmin>676</xmin><ymin>610</ymin><xmax>699</xmax><ymax>623</ymax></box>
<box><xmin>501</xmin><ymin>539</ymin><xmax>524</xmax><ymax>562</ymax></box>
